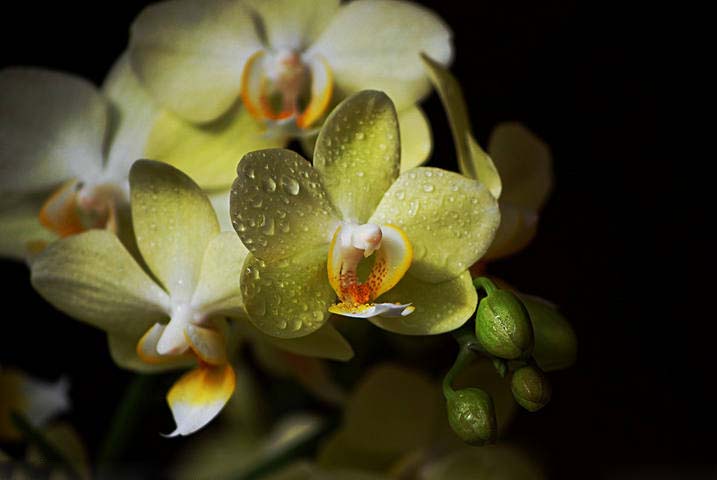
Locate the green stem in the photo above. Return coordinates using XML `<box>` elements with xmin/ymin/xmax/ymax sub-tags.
<box><xmin>97</xmin><ymin>375</ymin><xmax>153</xmax><ymax>473</ymax></box>
<box><xmin>473</xmin><ymin>276</ymin><xmax>497</xmax><ymax>295</ymax></box>
<box><xmin>443</xmin><ymin>330</ymin><xmax>479</xmax><ymax>400</ymax></box>
<box><xmin>10</xmin><ymin>411</ymin><xmax>81</xmax><ymax>479</ymax></box>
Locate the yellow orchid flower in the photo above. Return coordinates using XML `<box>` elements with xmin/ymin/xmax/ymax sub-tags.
<box><xmin>30</xmin><ymin>160</ymin><xmax>353</xmax><ymax>436</ymax></box>
<box><xmin>0</xmin><ymin>54</ymin><xmax>157</xmax><ymax>258</ymax></box>
<box><xmin>422</xmin><ymin>55</ymin><xmax>554</xmax><ymax>261</ymax></box>
<box><xmin>230</xmin><ymin>90</ymin><xmax>500</xmax><ymax>339</ymax></box>
<box><xmin>128</xmin><ymin>0</ymin><xmax>449</xmax><ymax>186</ymax></box>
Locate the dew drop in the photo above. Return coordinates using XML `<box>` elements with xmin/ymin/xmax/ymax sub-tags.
<box><xmin>263</xmin><ymin>177</ymin><xmax>277</xmax><ymax>192</ymax></box>
<box><xmin>423</xmin><ymin>183</ymin><xmax>434</xmax><ymax>193</ymax></box>
<box><xmin>280</xmin><ymin>175</ymin><xmax>300</xmax><ymax>195</ymax></box>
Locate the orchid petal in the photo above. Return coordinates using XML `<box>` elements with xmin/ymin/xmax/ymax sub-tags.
<box><xmin>101</xmin><ymin>52</ymin><xmax>160</xmax><ymax>180</ymax></box>
<box><xmin>130</xmin><ymin>160</ymin><xmax>219</xmax><ymax>301</ymax></box>
<box><xmin>308</xmin><ymin>0</ymin><xmax>453</xmax><ymax>111</ymax></box>
<box><xmin>484</xmin><ymin>204</ymin><xmax>538</xmax><ymax>260</ymax></box>
<box><xmin>191</xmin><ymin>232</ymin><xmax>249</xmax><ymax>317</ymax></box>
<box><xmin>231</xmin><ymin>149</ymin><xmax>340</xmax><ymax>262</ymax></box>
<box><xmin>370</xmin><ymin>167</ymin><xmax>499</xmax><ymax>283</ymax></box>
<box><xmin>241</xmin><ymin>247</ymin><xmax>335</xmax><ymax>339</ymax></box>
<box><xmin>368</xmin><ymin>271</ymin><xmax>476</xmax><ymax>335</ymax></box>
<box><xmin>145</xmin><ymin>106</ymin><xmax>288</xmax><ymax>191</ymax></box>
<box><xmin>489</xmin><ymin>122</ymin><xmax>552</xmax><ymax>210</ymax></box>
<box><xmin>314</xmin><ymin>91</ymin><xmax>400</xmax><ymax>223</ymax></box>
<box><xmin>0</xmin><ymin>68</ymin><xmax>105</xmax><ymax>193</ymax></box>
<box><xmin>30</xmin><ymin>230</ymin><xmax>170</xmax><ymax>337</ymax></box>
<box><xmin>208</xmin><ymin>190</ymin><xmax>233</xmax><ymax>232</ymax></box>
<box><xmin>236</xmin><ymin>321</ymin><xmax>354</xmax><ymax>361</ymax></box>
<box><xmin>129</xmin><ymin>0</ymin><xmax>261</xmax><ymax>122</ymax></box>
<box><xmin>165</xmin><ymin>363</ymin><xmax>236</xmax><ymax>437</ymax></box>
<box><xmin>421</xmin><ymin>54</ymin><xmax>502</xmax><ymax>198</ymax></box>
<box><xmin>108</xmin><ymin>331</ymin><xmax>194</xmax><ymax>373</ymax></box>
<box><xmin>341</xmin><ymin>364</ymin><xmax>440</xmax><ymax>455</ymax></box>
<box><xmin>0</xmin><ymin>194</ymin><xmax>56</xmax><ymax>260</ymax></box>
<box><xmin>246</xmin><ymin>0</ymin><xmax>340</xmax><ymax>51</ymax></box>
<box><xmin>398</xmin><ymin>106</ymin><xmax>432</xmax><ymax>172</ymax></box>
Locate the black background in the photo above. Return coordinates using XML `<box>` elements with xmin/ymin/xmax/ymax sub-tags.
<box><xmin>1</xmin><ymin>1</ymin><xmax>708</xmax><ymax>478</ymax></box>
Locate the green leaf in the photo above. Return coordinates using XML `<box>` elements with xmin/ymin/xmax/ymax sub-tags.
<box><xmin>314</xmin><ymin>90</ymin><xmax>400</xmax><ymax>223</ymax></box>
<box><xmin>421</xmin><ymin>54</ymin><xmax>502</xmax><ymax>198</ymax></box>
<box><xmin>369</xmin><ymin>271</ymin><xmax>477</xmax><ymax>335</ymax></box>
<box><xmin>369</xmin><ymin>167</ymin><xmax>499</xmax><ymax>283</ymax></box>
<box><xmin>130</xmin><ymin>160</ymin><xmax>220</xmax><ymax>302</ymax></box>
<box><xmin>30</xmin><ymin>230</ymin><xmax>169</xmax><ymax>338</ymax></box>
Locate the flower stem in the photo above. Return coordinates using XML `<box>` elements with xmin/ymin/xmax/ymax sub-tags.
<box><xmin>10</xmin><ymin>411</ymin><xmax>81</xmax><ymax>479</ymax></box>
<box><xmin>97</xmin><ymin>374</ymin><xmax>153</xmax><ymax>475</ymax></box>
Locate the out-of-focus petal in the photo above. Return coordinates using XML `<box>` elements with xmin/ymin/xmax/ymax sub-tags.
<box><xmin>246</xmin><ymin>0</ymin><xmax>340</xmax><ymax>51</ymax></box>
<box><xmin>145</xmin><ymin>106</ymin><xmax>288</xmax><ymax>191</ymax></box>
<box><xmin>314</xmin><ymin>91</ymin><xmax>400</xmax><ymax>223</ymax></box>
<box><xmin>237</xmin><ymin>321</ymin><xmax>354</xmax><ymax>361</ymax></box>
<box><xmin>208</xmin><ymin>190</ymin><xmax>233</xmax><ymax>232</ymax></box>
<box><xmin>484</xmin><ymin>204</ymin><xmax>538</xmax><ymax>260</ymax></box>
<box><xmin>129</xmin><ymin>0</ymin><xmax>261</xmax><ymax>123</ymax></box>
<box><xmin>130</xmin><ymin>160</ymin><xmax>219</xmax><ymax>301</ymax></box>
<box><xmin>308</xmin><ymin>0</ymin><xmax>453</xmax><ymax>111</ymax></box>
<box><xmin>488</xmin><ymin>122</ymin><xmax>553</xmax><ymax>210</ymax></box>
<box><xmin>0</xmin><ymin>194</ymin><xmax>56</xmax><ymax>260</ymax></box>
<box><xmin>0</xmin><ymin>68</ymin><xmax>106</xmax><ymax>193</ymax></box>
<box><xmin>101</xmin><ymin>52</ymin><xmax>160</xmax><ymax>180</ymax></box>
<box><xmin>398</xmin><ymin>106</ymin><xmax>432</xmax><ymax>172</ymax></box>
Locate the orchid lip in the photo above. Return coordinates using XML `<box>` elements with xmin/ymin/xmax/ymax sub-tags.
<box><xmin>327</xmin><ymin>223</ymin><xmax>414</xmax><ymax>319</ymax></box>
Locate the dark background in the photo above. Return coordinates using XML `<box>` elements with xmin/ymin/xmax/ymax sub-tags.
<box><xmin>1</xmin><ymin>1</ymin><xmax>707</xmax><ymax>478</ymax></box>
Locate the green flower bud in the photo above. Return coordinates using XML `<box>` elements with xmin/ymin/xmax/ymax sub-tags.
<box><xmin>446</xmin><ymin>388</ymin><xmax>497</xmax><ymax>446</ymax></box>
<box><xmin>475</xmin><ymin>290</ymin><xmax>534</xmax><ymax>359</ymax></box>
<box><xmin>511</xmin><ymin>366</ymin><xmax>551</xmax><ymax>412</ymax></box>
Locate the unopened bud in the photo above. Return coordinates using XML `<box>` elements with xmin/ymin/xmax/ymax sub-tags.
<box><xmin>446</xmin><ymin>388</ymin><xmax>497</xmax><ymax>446</ymax></box>
<box><xmin>475</xmin><ymin>290</ymin><xmax>533</xmax><ymax>359</ymax></box>
<box><xmin>511</xmin><ymin>366</ymin><xmax>551</xmax><ymax>412</ymax></box>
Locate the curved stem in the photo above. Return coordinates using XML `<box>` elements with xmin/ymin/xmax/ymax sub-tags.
<box><xmin>473</xmin><ymin>276</ymin><xmax>497</xmax><ymax>295</ymax></box>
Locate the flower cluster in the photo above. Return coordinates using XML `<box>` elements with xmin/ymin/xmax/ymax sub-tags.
<box><xmin>1</xmin><ymin>1</ymin><xmax>575</xmax><ymax>476</ymax></box>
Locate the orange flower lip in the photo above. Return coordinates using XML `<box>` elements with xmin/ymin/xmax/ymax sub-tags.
<box><xmin>241</xmin><ymin>49</ymin><xmax>333</xmax><ymax>130</ymax></box>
